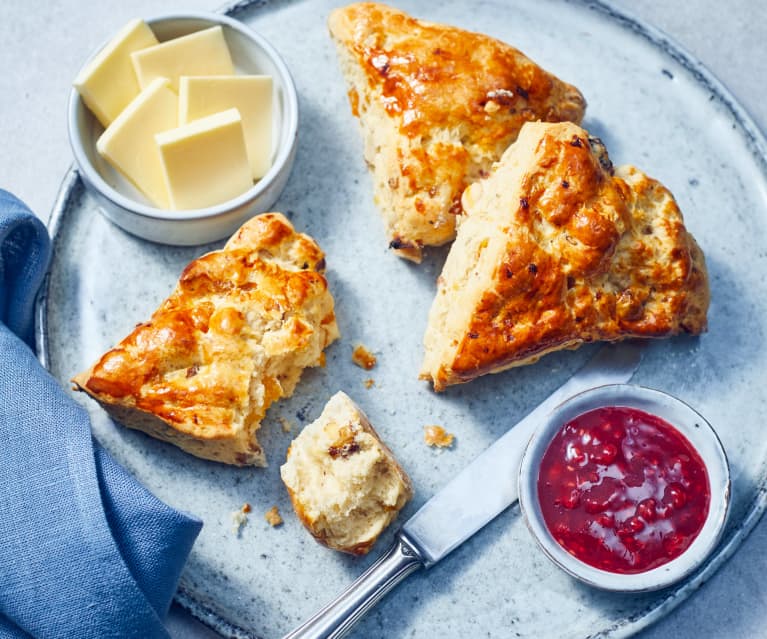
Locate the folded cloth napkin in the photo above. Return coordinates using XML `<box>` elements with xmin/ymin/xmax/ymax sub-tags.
<box><xmin>0</xmin><ymin>190</ymin><xmax>202</xmax><ymax>639</ymax></box>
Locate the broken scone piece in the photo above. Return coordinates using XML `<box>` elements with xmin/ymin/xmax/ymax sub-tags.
<box><xmin>329</xmin><ymin>3</ymin><xmax>586</xmax><ymax>261</ymax></box>
<box><xmin>73</xmin><ymin>213</ymin><xmax>339</xmax><ymax>466</ymax></box>
<box><xmin>421</xmin><ymin>121</ymin><xmax>710</xmax><ymax>390</ymax></box>
<box><xmin>280</xmin><ymin>391</ymin><xmax>412</xmax><ymax>555</ymax></box>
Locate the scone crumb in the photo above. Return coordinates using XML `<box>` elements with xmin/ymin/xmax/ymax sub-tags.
<box><xmin>231</xmin><ymin>503</ymin><xmax>251</xmax><ymax>534</ymax></box>
<box><xmin>363</xmin><ymin>378</ymin><xmax>375</xmax><ymax>389</ymax></box>
<box><xmin>424</xmin><ymin>425</ymin><xmax>455</xmax><ymax>448</ymax></box>
<box><xmin>352</xmin><ymin>344</ymin><xmax>377</xmax><ymax>370</ymax></box>
<box><xmin>279</xmin><ymin>416</ymin><xmax>293</xmax><ymax>433</ymax></box>
<box><xmin>265</xmin><ymin>506</ymin><xmax>283</xmax><ymax>527</ymax></box>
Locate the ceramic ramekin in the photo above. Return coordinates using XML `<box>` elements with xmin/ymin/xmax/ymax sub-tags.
<box><xmin>518</xmin><ymin>384</ymin><xmax>730</xmax><ymax>592</ymax></box>
<box><xmin>68</xmin><ymin>12</ymin><xmax>298</xmax><ymax>246</ymax></box>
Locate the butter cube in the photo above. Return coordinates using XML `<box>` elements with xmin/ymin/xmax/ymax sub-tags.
<box><xmin>131</xmin><ymin>26</ymin><xmax>234</xmax><ymax>92</ymax></box>
<box><xmin>97</xmin><ymin>78</ymin><xmax>178</xmax><ymax>208</ymax></box>
<box><xmin>156</xmin><ymin>108</ymin><xmax>252</xmax><ymax>210</ymax></box>
<box><xmin>74</xmin><ymin>19</ymin><xmax>158</xmax><ymax>127</ymax></box>
<box><xmin>179</xmin><ymin>75</ymin><xmax>273</xmax><ymax>179</ymax></box>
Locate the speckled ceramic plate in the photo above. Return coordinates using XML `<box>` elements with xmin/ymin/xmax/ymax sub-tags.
<box><xmin>37</xmin><ymin>1</ymin><xmax>767</xmax><ymax>638</ymax></box>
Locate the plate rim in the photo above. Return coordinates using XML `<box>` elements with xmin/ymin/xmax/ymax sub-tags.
<box><xmin>35</xmin><ymin>1</ymin><xmax>767</xmax><ymax>638</ymax></box>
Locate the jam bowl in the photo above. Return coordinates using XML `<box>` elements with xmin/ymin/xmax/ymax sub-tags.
<box><xmin>518</xmin><ymin>384</ymin><xmax>730</xmax><ymax>592</ymax></box>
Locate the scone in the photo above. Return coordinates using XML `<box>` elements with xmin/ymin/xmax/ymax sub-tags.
<box><xmin>328</xmin><ymin>3</ymin><xmax>586</xmax><ymax>262</ymax></box>
<box><xmin>280</xmin><ymin>391</ymin><xmax>412</xmax><ymax>555</ymax></box>
<box><xmin>72</xmin><ymin>213</ymin><xmax>339</xmax><ymax>466</ymax></box>
<box><xmin>421</xmin><ymin>121</ymin><xmax>709</xmax><ymax>390</ymax></box>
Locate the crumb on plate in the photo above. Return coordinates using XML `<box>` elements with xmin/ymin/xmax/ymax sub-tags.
<box><xmin>265</xmin><ymin>505</ymin><xmax>283</xmax><ymax>527</ymax></box>
<box><xmin>352</xmin><ymin>344</ymin><xmax>377</xmax><ymax>370</ymax></box>
<box><xmin>364</xmin><ymin>378</ymin><xmax>375</xmax><ymax>389</ymax></box>
<box><xmin>279</xmin><ymin>416</ymin><xmax>293</xmax><ymax>433</ymax></box>
<box><xmin>424</xmin><ymin>425</ymin><xmax>454</xmax><ymax>448</ymax></box>
<box><xmin>231</xmin><ymin>502</ymin><xmax>251</xmax><ymax>534</ymax></box>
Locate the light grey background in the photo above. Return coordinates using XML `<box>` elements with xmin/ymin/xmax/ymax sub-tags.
<box><xmin>1</xmin><ymin>1</ymin><xmax>765</xmax><ymax>638</ymax></box>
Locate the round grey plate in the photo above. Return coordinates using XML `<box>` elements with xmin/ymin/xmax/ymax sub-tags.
<box><xmin>37</xmin><ymin>1</ymin><xmax>767</xmax><ymax>638</ymax></box>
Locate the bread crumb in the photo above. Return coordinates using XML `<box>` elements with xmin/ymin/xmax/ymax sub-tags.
<box><xmin>363</xmin><ymin>378</ymin><xmax>375</xmax><ymax>389</ymax></box>
<box><xmin>265</xmin><ymin>506</ymin><xmax>283</xmax><ymax>527</ymax></box>
<box><xmin>279</xmin><ymin>416</ymin><xmax>293</xmax><ymax>433</ymax></box>
<box><xmin>424</xmin><ymin>425</ymin><xmax>454</xmax><ymax>448</ymax></box>
<box><xmin>352</xmin><ymin>344</ymin><xmax>377</xmax><ymax>370</ymax></box>
<box><xmin>231</xmin><ymin>503</ymin><xmax>251</xmax><ymax>534</ymax></box>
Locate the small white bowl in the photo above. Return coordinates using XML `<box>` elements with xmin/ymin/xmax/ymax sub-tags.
<box><xmin>518</xmin><ymin>384</ymin><xmax>730</xmax><ymax>592</ymax></box>
<box><xmin>68</xmin><ymin>12</ymin><xmax>298</xmax><ymax>246</ymax></box>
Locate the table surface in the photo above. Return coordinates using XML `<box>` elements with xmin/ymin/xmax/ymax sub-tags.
<box><xmin>2</xmin><ymin>1</ymin><xmax>765</xmax><ymax>638</ymax></box>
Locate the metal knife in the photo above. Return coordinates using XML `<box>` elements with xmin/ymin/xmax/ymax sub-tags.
<box><xmin>283</xmin><ymin>341</ymin><xmax>646</xmax><ymax>639</ymax></box>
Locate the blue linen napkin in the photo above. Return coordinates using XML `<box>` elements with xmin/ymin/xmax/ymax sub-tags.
<box><xmin>0</xmin><ymin>190</ymin><xmax>202</xmax><ymax>639</ymax></box>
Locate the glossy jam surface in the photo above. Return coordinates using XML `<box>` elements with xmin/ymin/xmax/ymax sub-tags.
<box><xmin>537</xmin><ymin>406</ymin><xmax>710</xmax><ymax>574</ymax></box>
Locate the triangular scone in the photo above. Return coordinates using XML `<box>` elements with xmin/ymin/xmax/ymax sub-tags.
<box><xmin>73</xmin><ymin>213</ymin><xmax>340</xmax><ymax>466</ymax></box>
<box><xmin>421</xmin><ymin>122</ymin><xmax>709</xmax><ymax>390</ymax></box>
<box><xmin>328</xmin><ymin>3</ymin><xmax>586</xmax><ymax>262</ymax></box>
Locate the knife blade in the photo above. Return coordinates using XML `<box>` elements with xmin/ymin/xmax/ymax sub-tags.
<box><xmin>283</xmin><ymin>341</ymin><xmax>646</xmax><ymax>639</ymax></box>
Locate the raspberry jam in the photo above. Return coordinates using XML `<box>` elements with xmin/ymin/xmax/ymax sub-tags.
<box><xmin>537</xmin><ymin>406</ymin><xmax>710</xmax><ymax>574</ymax></box>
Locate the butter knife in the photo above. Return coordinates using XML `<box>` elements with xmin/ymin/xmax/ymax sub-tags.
<box><xmin>283</xmin><ymin>341</ymin><xmax>646</xmax><ymax>639</ymax></box>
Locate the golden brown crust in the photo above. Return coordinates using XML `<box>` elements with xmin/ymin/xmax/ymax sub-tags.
<box><xmin>328</xmin><ymin>2</ymin><xmax>586</xmax><ymax>261</ymax></box>
<box><xmin>73</xmin><ymin>213</ymin><xmax>340</xmax><ymax>465</ymax></box>
<box><xmin>421</xmin><ymin>122</ymin><xmax>709</xmax><ymax>390</ymax></box>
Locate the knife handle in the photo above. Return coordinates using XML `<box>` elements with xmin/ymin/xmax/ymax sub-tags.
<box><xmin>282</xmin><ymin>534</ymin><xmax>424</xmax><ymax>639</ymax></box>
